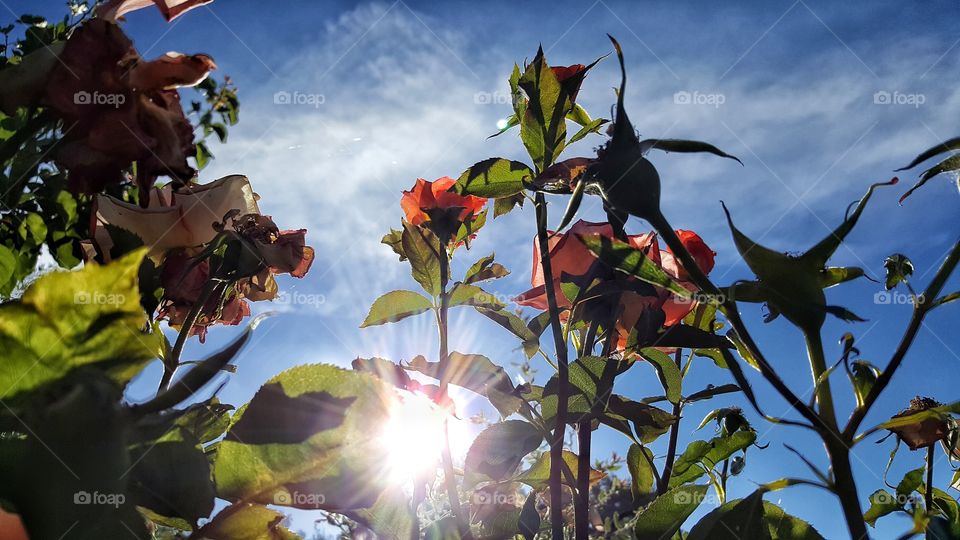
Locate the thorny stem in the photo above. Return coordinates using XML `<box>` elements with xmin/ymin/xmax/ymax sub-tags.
<box><xmin>158</xmin><ymin>280</ymin><xmax>221</xmax><ymax>392</ymax></box>
<box><xmin>534</xmin><ymin>192</ymin><xmax>571</xmax><ymax>540</ymax></box>
<box><xmin>659</xmin><ymin>348</ymin><xmax>684</xmax><ymax>494</ymax></box>
<box><xmin>435</xmin><ymin>250</ymin><xmax>469</xmax><ymax>537</ymax></box>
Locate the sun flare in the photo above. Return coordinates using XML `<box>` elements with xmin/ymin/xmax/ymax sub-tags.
<box><xmin>379</xmin><ymin>391</ymin><xmax>473</xmax><ymax>484</ymax></box>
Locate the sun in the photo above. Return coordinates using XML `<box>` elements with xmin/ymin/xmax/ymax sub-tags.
<box><xmin>378</xmin><ymin>390</ymin><xmax>473</xmax><ymax>485</ymax></box>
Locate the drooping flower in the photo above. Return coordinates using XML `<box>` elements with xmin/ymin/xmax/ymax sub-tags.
<box><xmin>887</xmin><ymin>397</ymin><xmax>951</xmax><ymax>451</ymax></box>
<box><xmin>87</xmin><ymin>175</ymin><xmax>313</xmax><ymax>338</ymax></box>
<box><xmin>39</xmin><ymin>19</ymin><xmax>215</xmax><ymax>196</ymax></box>
<box><xmin>516</xmin><ymin>220</ymin><xmax>715</xmax><ymax>352</ymax></box>
<box><xmin>551</xmin><ymin>64</ymin><xmax>587</xmax><ymax>103</ymax></box>
<box><xmin>96</xmin><ymin>0</ymin><xmax>213</xmax><ymax>22</ymax></box>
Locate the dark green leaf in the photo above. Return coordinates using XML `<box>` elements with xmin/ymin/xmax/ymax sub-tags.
<box><xmin>639</xmin><ymin>138</ymin><xmax>743</xmax><ymax>165</ymax></box>
<box><xmin>455</xmin><ymin>158</ymin><xmax>533</xmax><ymax>198</ymax></box>
<box><xmin>633</xmin><ymin>484</ymin><xmax>708</xmax><ymax>540</ymax></box>
<box><xmin>464</xmin><ymin>420</ymin><xmax>543</xmax><ymax>488</ymax></box>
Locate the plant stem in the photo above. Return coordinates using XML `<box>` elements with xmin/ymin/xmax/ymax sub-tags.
<box><xmin>158</xmin><ymin>280</ymin><xmax>220</xmax><ymax>392</ymax></box>
<box><xmin>926</xmin><ymin>444</ymin><xmax>935</xmax><ymax>513</ymax></box>
<box><xmin>574</xmin><ymin>321</ymin><xmax>599</xmax><ymax>540</ymax></box>
<box><xmin>805</xmin><ymin>332</ymin><xmax>836</xmax><ymax>428</ymax></box>
<box><xmin>435</xmin><ymin>251</ymin><xmax>468</xmax><ymax>535</ymax></box>
<box><xmin>659</xmin><ymin>348</ymin><xmax>684</xmax><ymax>494</ymax></box>
<box><xmin>825</xmin><ymin>439</ymin><xmax>869</xmax><ymax>540</ymax></box>
<box><xmin>535</xmin><ymin>192</ymin><xmax>570</xmax><ymax>540</ymax></box>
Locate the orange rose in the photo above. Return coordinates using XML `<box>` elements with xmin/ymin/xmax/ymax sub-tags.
<box><xmin>551</xmin><ymin>64</ymin><xmax>587</xmax><ymax>103</ymax></box>
<box><xmin>0</xmin><ymin>511</ymin><xmax>28</xmax><ymax>540</ymax></box>
<box><xmin>400</xmin><ymin>177</ymin><xmax>486</xmax><ymax>226</ymax></box>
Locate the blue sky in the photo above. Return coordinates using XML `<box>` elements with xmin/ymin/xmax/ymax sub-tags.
<box><xmin>16</xmin><ymin>0</ymin><xmax>960</xmax><ymax>537</ymax></box>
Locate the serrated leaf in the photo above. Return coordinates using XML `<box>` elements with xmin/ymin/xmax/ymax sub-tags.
<box><xmin>360</xmin><ymin>290</ymin><xmax>433</xmax><ymax>327</ymax></box>
<box><xmin>515</xmin><ymin>449</ymin><xmax>604</xmax><ymax>489</ymax></box>
<box><xmin>455</xmin><ymin>158</ymin><xmax>533</xmax><ymax>198</ymax></box>
<box><xmin>0</xmin><ymin>249</ymin><xmax>160</xmax><ymax>404</ymax></box>
<box><xmin>401</xmin><ymin>221</ymin><xmax>442</xmax><ymax>296</ymax></box>
<box><xmin>627</xmin><ymin>443</ymin><xmax>656</xmax><ymax>499</ymax></box>
<box><xmin>448</xmin><ymin>282</ymin><xmax>505</xmax><ymax>310</ymax></box>
<box><xmin>633</xmin><ymin>484</ymin><xmax>708</xmax><ymax>540</ymax></box>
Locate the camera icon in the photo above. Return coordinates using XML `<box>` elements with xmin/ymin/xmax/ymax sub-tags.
<box><xmin>873</xmin><ymin>91</ymin><xmax>891</xmax><ymax>105</ymax></box>
<box><xmin>673</xmin><ymin>491</ymin><xmax>692</xmax><ymax>504</ymax></box>
<box><xmin>74</xmin><ymin>291</ymin><xmax>91</xmax><ymax>304</ymax></box>
<box><xmin>273</xmin><ymin>491</ymin><xmax>291</xmax><ymax>505</ymax></box>
<box><xmin>74</xmin><ymin>91</ymin><xmax>91</xmax><ymax>105</ymax></box>
<box><xmin>472</xmin><ymin>491</ymin><xmax>493</xmax><ymax>505</ymax></box>
<box><xmin>873</xmin><ymin>291</ymin><xmax>891</xmax><ymax>305</ymax></box>
<box><xmin>273</xmin><ymin>91</ymin><xmax>292</xmax><ymax>105</ymax></box>
<box><xmin>673</xmin><ymin>91</ymin><xmax>692</xmax><ymax>105</ymax></box>
<box><xmin>74</xmin><ymin>491</ymin><xmax>91</xmax><ymax>504</ymax></box>
<box><xmin>474</xmin><ymin>92</ymin><xmax>491</xmax><ymax>105</ymax></box>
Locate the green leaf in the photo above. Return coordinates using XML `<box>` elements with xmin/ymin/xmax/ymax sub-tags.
<box><xmin>0</xmin><ymin>244</ymin><xmax>15</xmax><ymax>293</ymax></box>
<box><xmin>566</xmin><ymin>117</ymin><xmax>607</xmax><ymax>147</ymax></box>
<box><xmin>401</xmin><ymin>221</ymin><xmax>442</xmax><ymax>296</ymax></box>
<box><xmin>360</xmin><ymin>290</ymin><xmax>433</xmax><ymax>327</ymax></box>
<box><xmin>493</xmin><ymin>192</ymin><xmax>524</xmax><ymax>218</ymax></box>
<box><xmin>476</xmin><ymin>307</ymin><xmax>540</xmax><ymax>358</ymax></box>
<box><xmin>669</xmin><ymin>431</ymin><xmax>757</xmax><ymax>488</ymax></box>
<box><xmin>213</xmin><ymin>364</ymin><xmax>395</xmax><ymax>511</ymax></box>
<box><xmin>897</xmin><ymin>137</ymin><xmax>960</xmax><ymax>171</ymax></box>
<box><xmin>897</xmin><ymin>467</ymin><xmax>925</xmax><ymax>500</ymax></box>
<box><xmin>633</xmin><ymin>484</ymin><xmax>708</xmax><ymax>540</ymax></box>
<box><xmin>465</xmin><ymin>253</ymin><xmax>510</xmax><ymax>284</ymax></box>
<box><xmin>627</xmin><ymin>443</ymin><xmax>656</xmax><ymax>499</ymax></box>
<box><xmin>344</xmin><ymin>487</ymin><xmax>415</xmax><ymax>540</ymax></box>
<box><xmin>448</xmin><ymin>282</ymin><xmax>505</xmax><ymax>310</ymax></box>
<box><xmin>689</xmin><ymin>491</ymin><xmax>826</xmax><ymax>539</ymax></box>
<box><xmin>883</xmin><ymin>254</ymin><xmax>913</xmax><ymax>290</ymax></box>
<box><xmin>0</xmin><ymin>248</ymin><xmax>160</xmax><ymax>404</ymax></box>
<box><xmin>381</xmin><ymin>228</ymin><xmax>405</xmax><ymax>261</ymax></box>
<box><xmin>639</xmin><ymin>138</ymin><xmax>743</xmax><ymax>165</ymax></box>
<box><xmin>515</xmin><ymin>449</ymin><xmax>603</xmax><ymax>489</ymax></box>
<box><xmin>405</xmin><ymin>353</ymin><xmax>521</xmax><ymax>418</ymax></box>
<box><xmin>849</xmin><ymin>360</ymin><xmax>880</xmax><ymax>408</ymax></box>
<box><xmin>518</xmin><ymin>47</ymin><xmax>567</xmax><ymax>169</ymax></box>
<box><xmin>455</xmin><ymin>158</ymin><xmax>533</xmax><ymax>198</ymax></box>
<box><xmin>519</xmin><ymin>491</ymin><xmax>540</xmax><ymax>540</ymax></box>
<box><xmin>900</xmin><ymin>154</ymin><xmax>960</xmax><ymax>203</ymax></box>
<box><xmin>580</xmin><ymin>233</ymin><xmax>692</xmax><ymax>298</ymax></box>
<box><xmin>603</xmin><ymin>395</ymin><xmax>676</xmax><ymax>444</ymax></box>
<box><xmin>128</xmin><ymin>440</ymin><xmax>215</xmax><ymax>526</ymax></box>
<box><xmin>464</xmin><ymin>420</ymin><xmax>543</xmax><ymax>488</ymax></box>
<box><xmin>863</xmin><ymin>489</ymin><xmax>903</xmax><ymax>526</ymax></box>
<box><xmin>197</xmin><ymin>503</ymin><xmax>297</xmax><ymax>540</ymax></box>
<box><xmin>639</xmin><ymin>348</ymin><xmax>682</xmax><ymax>404</ymax></box>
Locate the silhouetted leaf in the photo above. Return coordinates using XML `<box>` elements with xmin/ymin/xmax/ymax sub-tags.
<box><xmin>455</xmin><ymin>158</ymin><xmax>533</xmax><ymax>198</ymax></box>
<box><xmin>639</xmin><ymin>138</ymin><xmax>743</xmax><ymax>165</ymax></box>
<box><xmin>464</xmin><ymin>420</ymin><xmax>543</xmax><ymax>488</ymax></box>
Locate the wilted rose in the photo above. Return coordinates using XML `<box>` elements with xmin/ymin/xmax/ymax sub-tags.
<box><xmin>887</xmin><ymin>397</ymin><xmax>950</xmax><ymax>451</ymax></box>
<box><xmin>96</xmin><ymin>0</ymin><xmax>213</xmax><ymax>22</ymax></box>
